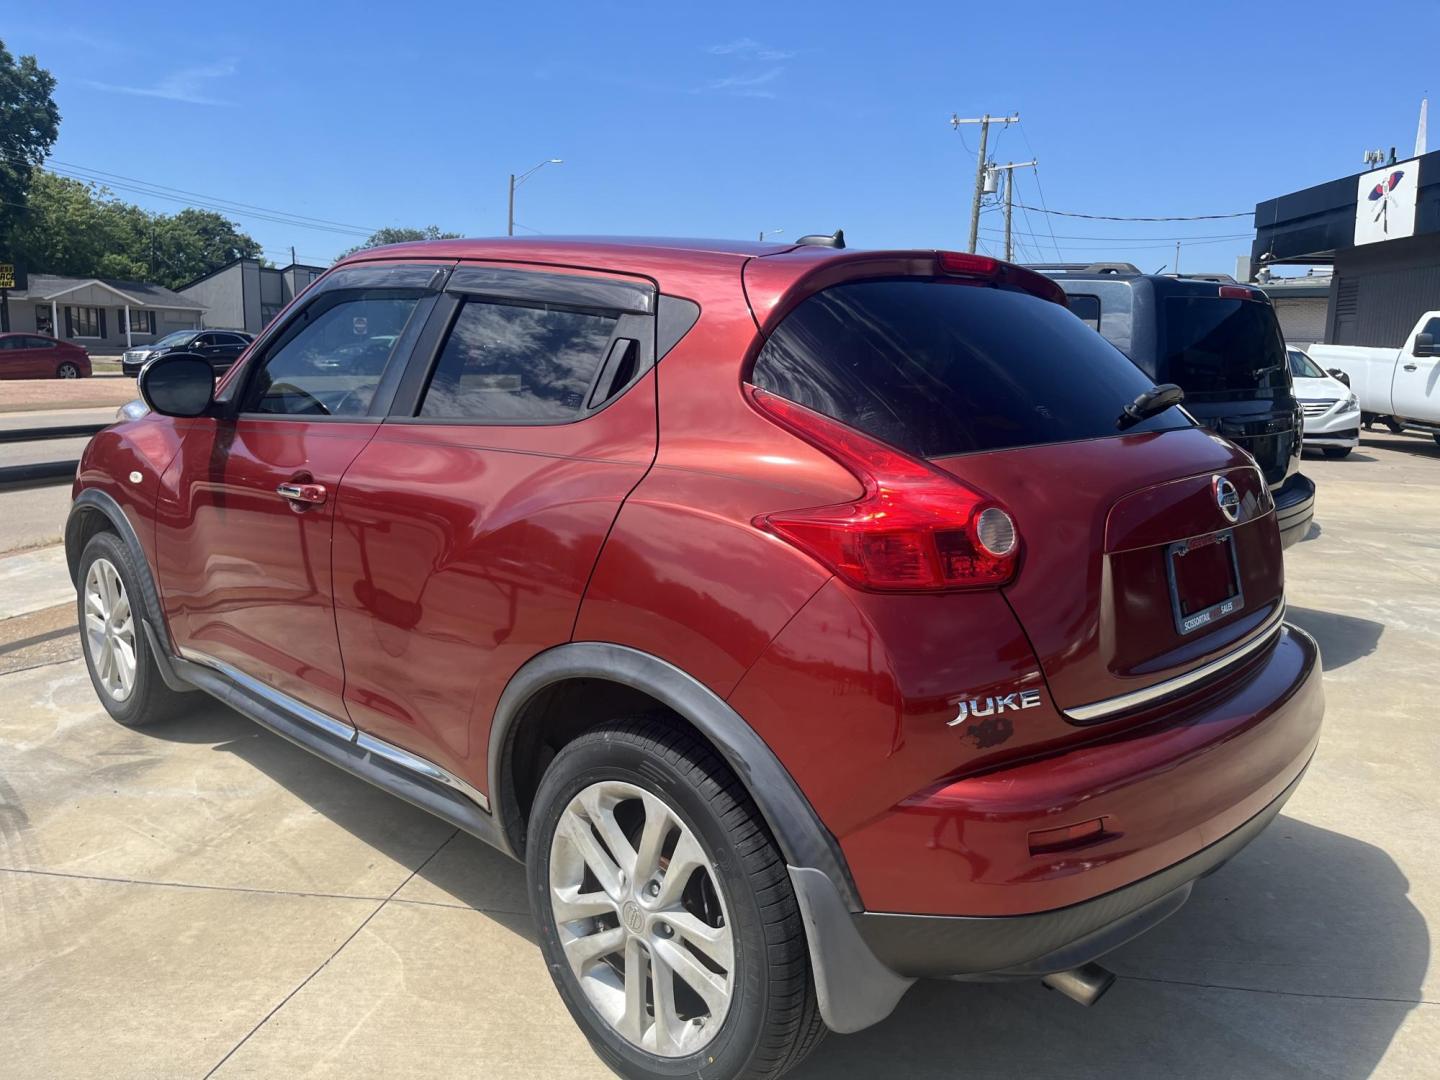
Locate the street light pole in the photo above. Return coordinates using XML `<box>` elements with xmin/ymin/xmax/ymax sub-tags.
<box><xmin>507</xmin><ymin>158</ymin><xmax>563</xmax><ymax>237</ymax></box>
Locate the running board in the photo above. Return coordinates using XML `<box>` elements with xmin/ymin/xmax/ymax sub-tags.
<box><xmin>170</xmin><ymin>652</ymin><xmax>505</xmax><ymax>853</ymax></box>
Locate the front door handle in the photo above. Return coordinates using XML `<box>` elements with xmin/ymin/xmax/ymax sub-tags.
<box><xmin>1403</xmin><ymin>362</ymin><xmax>1419</xmax><ymax>371</ymax></box>
<box><xmin>276</xmin><ymin>481</ymin><xmax>327</xmax><ymax>506</ymax></box>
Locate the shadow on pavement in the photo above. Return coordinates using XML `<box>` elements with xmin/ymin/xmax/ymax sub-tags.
<box><xmin>136</xmin><ymin>702</ymin><xmax>1426</xmax><ymax>1080</ymax></box>
<box><xmin>1286</xmin><ymin>605</ymin><xmax>1384</xmax><ymax>670</ymax></box>
<box><xmin>794</xmin><ymin>817</ymin><xmax>1427</xmax><ymax>1080</ymax></box>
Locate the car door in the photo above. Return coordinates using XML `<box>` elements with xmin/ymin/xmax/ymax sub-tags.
<box><xmin>330</xmin><ymin>264</ymin><xmax>659</xmax><ymax>778</ymax></box>
<box><xmin>1392</xmin><ymin>313</ymin><xmax>1440</xmax><ymax>421</ymax></box>
<box><xmin>0</xmin><ymin>335</ymin><xmax>42</xmax><ymax>378</ymax></box>
<box><xmin>154</xmin><ymin>262</ymin><xmax>448</xmax><ymax>722</ymax></box>
<box><xmin>25</xmin><ymin>336</ymin><xmax>61</xmax><ymax>376</ymax></box>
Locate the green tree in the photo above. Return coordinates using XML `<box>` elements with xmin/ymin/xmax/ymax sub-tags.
<box><xmin>338</xmin><ymin>225</ymin><xmax>461</xmax><ymax>259</ymax></box>
<box><xmin>11</xmin><ymin>170</ymin><xmax>262</xmax><ymax>287</ymax></box>
<box><xmin>0</xmin><ymin>40</ymin><xmax>61</xmax><ymax>249</ymax></box>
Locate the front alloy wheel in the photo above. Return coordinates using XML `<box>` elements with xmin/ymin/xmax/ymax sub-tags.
<box><xmin>57</xmin><ymin>362</ymin><xmax>80</xmax><ymax>378</ymax></box>
<box><xmin>550</xmin><ymin>780</ymin><xmax>735</xmax><ymax>1056</ymax></box>
<box><xmin>83</xmin><ymin>556</ymin><xmax>137</xmax><ymax>701</ymax></box>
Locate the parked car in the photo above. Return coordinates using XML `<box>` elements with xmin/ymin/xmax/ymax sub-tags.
<box><xmin>0</xmin><ymin>332</ymin><xmax>91</xmax><ymax>379</ymax></box>
<box><xmin>1288</xmin><ymin>347</ymin><xmax>1360</xmax><ymax>458</ymax></box>
<box><xmin>1033</xmin><ymin>264</ymin><xmax>1315</xmax><ymax>548</ymax></box>
<box><xmin>1308</xmin><ymin>312</ymin><xmax>1440</xmax><ymax>446</ymax></box>
<box><xmin>67</xmin><ymin>239</ymin><xmax>1323</xmax><ymax>1080</ymax></box>
<box><xmin>121</xmin><ymin>328</ymin><xmax>252</xmax><ymax>377</ymax></box>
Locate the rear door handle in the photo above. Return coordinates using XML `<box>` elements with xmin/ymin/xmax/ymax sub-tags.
<box><xmin>276</xmin><ymin>481</ymin><xmax>327</xmax><ymax>506</ymax></box>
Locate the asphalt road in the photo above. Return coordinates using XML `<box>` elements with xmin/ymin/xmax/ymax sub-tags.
<box><xmin>1</xmin><ymin>430</ymin><xmax>1437</xmax><ymax>1079</ymax></box>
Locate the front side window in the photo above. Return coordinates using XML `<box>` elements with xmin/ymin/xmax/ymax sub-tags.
<box><xmin>241</xmin><ymin>293</ymin><xmax>424</xmax><ymax>416</ymax></box>
<box><xmin>156</xmin><ymin>330</ymin><xmax>196</xmax><ymax>348</ymax></box>
<box><xmin>752</xmin><ymin>279</ymin><xmax>1186</xmax><ymax>459</ymax></box>
<box><xmin>418</xmin><ymin>300</ymin><xmax>619</xmax><ymax>421</ymax></box>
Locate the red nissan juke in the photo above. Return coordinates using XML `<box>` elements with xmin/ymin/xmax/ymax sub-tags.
<box><xmin>67</xmin><ymin>236</ymin><xmax>1323</xmax><ymax>1080</ymax></box>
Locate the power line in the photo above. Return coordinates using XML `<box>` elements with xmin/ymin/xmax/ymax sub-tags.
<box><xmin>1011</xmin><ymin>203</ymin><xmax>1252</xmax><ymax>222</ymax></box>
<box><xmin>0</xmin><ymin>150</ymin><xmax>379</xmax><ymax>237</ymax></box>
<box><xmin>981</xmin><ymin>227</ymin><xmax>1253</xmax><ymax>242</ymax></box>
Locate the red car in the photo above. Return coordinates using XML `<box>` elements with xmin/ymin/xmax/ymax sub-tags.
<box><xmin>67</xmin><ymin>238</ymin><xmax>1322</xmax><ymax>1080</ymax></box>
<box><xmin>0</xmin><ymin>332</ymin><xmax>90</xmax><ymax>379</ymax></box>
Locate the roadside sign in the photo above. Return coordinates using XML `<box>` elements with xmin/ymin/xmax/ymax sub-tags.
<box><xmin>0</xmin><ymin>265</ymin><xmax>13</xmax><ymax>290</ymax></box>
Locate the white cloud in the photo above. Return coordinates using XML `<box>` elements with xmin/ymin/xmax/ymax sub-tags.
<box><xmin>84</xmin><ymin>61</ymin><xmax>237</xmax><ymax>106</ymax></box>
<box><xmin>708</xmin><ymin>37</ymin><xmax>795</xmax><ymax>61</ymax></box>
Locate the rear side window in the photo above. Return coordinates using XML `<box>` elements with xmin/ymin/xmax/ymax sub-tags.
<box><xmin>1068</xmin><ymin>294</ymin><xmax>1101</xmax><ymax>330</ymax></box>
<box><xmin>751</xmin><ymin>279</ymin><xmax>1185</xmax><ymax>458</ymax></box>
<box><xmin>419</xmin><ymin>300</ymin><xmax>618</xmax><ymax>421</ymax></box>
<box><xmin>1162</xmin><ymin>298</ymin><xmax>1287</xmax><ymax>394</ymax></box>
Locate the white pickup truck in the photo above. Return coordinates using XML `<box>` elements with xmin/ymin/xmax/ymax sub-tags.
<box><xmin>1308</xmin><ymin>312</ymin><xmax>1440</xmax><ymax>445</ymax></box>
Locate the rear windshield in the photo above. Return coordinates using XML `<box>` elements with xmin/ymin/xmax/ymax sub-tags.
<box><xmin>1162</xmin><ymin>297</ymin><xmax>1287</xmax><ymax>394</ymax></box>
<box><xmin>750</xmin><ymin>279</ymin><xmax>1186</xmax><ymax>458</ymax></box>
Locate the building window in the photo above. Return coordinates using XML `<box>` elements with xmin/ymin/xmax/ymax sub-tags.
<box><xmin>261</xmin><ymin>303</ymin><xmax>282</xmax><ymax>327</ymax></box>
<box><xmin>70</xmin><ymin>306</ymin><xmax>103</xmax><ymax>337</ymax></box>
<box><xmin>128</xmin><ymin>309</ymin><xmax>156</xmax><ymax>334</ymax></box>
<box><xmin>35</xmin><ymin>305</ymin><xmax>54</xmax><ymax>335</ymax></box>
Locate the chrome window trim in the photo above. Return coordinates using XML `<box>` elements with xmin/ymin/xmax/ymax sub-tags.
<box><xmin>1064</xmin><ymin>602</ymin><xmax>1288</xmax><ymax>723</ymax></box>
<box><xmin>177</xmin><ymin>648</ymin><xmax>489</xmax><ymax>812</ymax></box>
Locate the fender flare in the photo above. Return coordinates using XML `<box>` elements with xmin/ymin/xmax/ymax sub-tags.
<box><xmin>65</xmin><ymin>489</ymin><xmax>193</xmax><ymax>693</ymax></box>
<box><xmin>487</xmin><ymin>640</ymin><xmax>862</xmax><ymax>912</ymax></box>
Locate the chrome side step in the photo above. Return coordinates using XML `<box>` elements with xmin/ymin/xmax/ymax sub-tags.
<box><xmin>172</xmin><ymin>650</ymin><xmax>502</xmax><ymax>851</ymax></box>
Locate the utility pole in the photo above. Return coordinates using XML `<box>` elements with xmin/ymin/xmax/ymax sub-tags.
<box><xmin>507</xmin><ymin>173</ymin><xmax>516</xmax><ymax>237</ymax></box>
<box><xmin>986</xmin><ymin>160</ymin><xmax>1037</xmax><ymax>261</ymax></box>
<box><xmin>290</xmin><ymin>245</ymin><xmax>297</xmax><ymax>266</ymax></box>
<box><xmin>1175</xmin><ymin>240</ymin><xmax>1181</xmax><ymax>277</ymax></box>
<box><xmin>952</xmin><ymin>112</ymin><xmax>1019</xmax><ymax>252</ymax></box>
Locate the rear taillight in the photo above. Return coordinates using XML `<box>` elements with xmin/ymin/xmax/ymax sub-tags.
<box><xmin>1218</xmin><ymin>284</ymin><xmax>1266</xmax><ymax>301</ymax></box>
<box><xmin>747</xmin><ymin>387</ymin><xmax>1020</xmax><ymax>591</ymax></box>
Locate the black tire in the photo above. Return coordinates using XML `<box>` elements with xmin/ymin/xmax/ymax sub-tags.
<box><xmin>1434</xmin><ymin>433</ymin><xmax>1440</xmax><ymax>449</ymax></box>
<box><xmin>76</xmin><ymin>531</ymin><xmax>189</xmax><ymax>727</ymax></box>
<box><xmin>528</xmin><ymin>719</ymin><xmax>824</xmax><ymax>1080</ymax></box>
<box><xmin>1322</xmin><ymin>447</ymin><xmax>1353</xmax><ymax>459</ymax></box>
<box><xmin>57</xmin><ymin>362</ymin><xmax>80</xmax><ymax>379</ymax></box>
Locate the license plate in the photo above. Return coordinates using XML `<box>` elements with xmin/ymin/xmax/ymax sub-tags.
<box><xmin>1166</xmin><ymin>530</ymin><xmax>1243</xmax><ymax>635</ymax></box>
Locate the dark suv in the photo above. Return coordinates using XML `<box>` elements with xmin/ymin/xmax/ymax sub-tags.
<box><xmin>69</xmin><ymin>239</ymin><xmax>1322</xmax><ymax>1080</ymax></box>
<box><xmin>1034</xmin><ymin>264</ymin><xmax>1315</xmax><ymax>548</ymax></box>
<box><xmin>121</xmin><ymin>328</ymin><xmax>253</xmax><ymax>376</ymax></box>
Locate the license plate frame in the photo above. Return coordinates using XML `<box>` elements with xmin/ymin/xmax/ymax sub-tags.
<box><xmin>1165</xmin><ymin>529</ymin><xmax>1244</xmax><ymax>636</ymax></box>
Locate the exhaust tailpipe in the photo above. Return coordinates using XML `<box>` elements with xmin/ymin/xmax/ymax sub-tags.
<box><xmin>1041</xmin><ymin>963</ymin><xmax>1116</xmax><ymax>1007</ymax></box>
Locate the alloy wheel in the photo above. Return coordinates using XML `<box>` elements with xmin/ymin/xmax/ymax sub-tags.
<box><xmin>58</xmin><ymin>363</ymin><xmax>79</xmax><ymax>379</ymax></box>
<box><xmin>548</xmin><ymin>779</ymin><xmax>735</xmax><ymax>1057</ymax></box>
<box><xmin>83</xmin><ymin>557</ymin><xmax>137</xmax><ymax>701</ymax></box>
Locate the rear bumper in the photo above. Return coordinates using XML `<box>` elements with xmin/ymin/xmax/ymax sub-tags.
<box><xmin>852</xmin><ymin>759</ymin><xmax>1308</xmax><ymax>980</ymax></box>
<box><xmin>793</xmin><ymin>622</ymin><xmax>1323</xmax><ymax>1033</ymax></box>
<box><xmin>1273</xmin><ymin>472</ymin><xmax>1316</xmax><ymax>548</ymax></box>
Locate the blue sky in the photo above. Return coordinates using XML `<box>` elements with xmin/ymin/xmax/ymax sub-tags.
<box><xmin>7</xmin><ymin>1</ymin><xmax>1438</xmax><ymax>273</ymax></box>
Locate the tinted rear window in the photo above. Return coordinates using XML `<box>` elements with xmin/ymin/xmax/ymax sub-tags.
<box><xmin>1162</xmin><ymin>297</ymin><xmax>1287</xmax><ymax>394</ymax></box>
<box><xmin>751</xmin><ymin>280</ymin><xmax>1185</xmax><ymax>458</ymax></box>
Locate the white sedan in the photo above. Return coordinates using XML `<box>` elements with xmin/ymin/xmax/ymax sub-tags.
<box><xmin>1289</xmin><ymin>347</ymin><xmax>1360</xmax><ymax>459</ymax></box>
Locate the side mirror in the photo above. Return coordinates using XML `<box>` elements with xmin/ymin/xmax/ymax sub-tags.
<box><xmin>1414</xmin><ymin>332</ymin><xmax>1439</xmax><ymax>357</ymax></box>
<box><xmin>1327</xmin><ymin>368</ymin><xmax>1352</xmax><ymax>387</ymax></box>
<box><xmin>139</xmin><ymin>353</ymin><xmax>215</xmax><ymax>417</ymax></box>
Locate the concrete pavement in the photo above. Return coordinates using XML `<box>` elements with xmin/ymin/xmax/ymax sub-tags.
<box><xmin>1</xmin><ymin>431</ymin><xmax>1437</xmax><ymax>1079</ymax></box>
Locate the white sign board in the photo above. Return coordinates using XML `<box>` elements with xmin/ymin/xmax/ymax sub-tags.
<box><xmin>1355</xmin><ymin>160</ymin><xmax>1418</xmax><ymax>246</ymax></box>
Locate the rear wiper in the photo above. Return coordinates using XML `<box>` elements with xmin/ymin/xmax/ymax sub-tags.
<box><xmin>1117</xmin><ymin>383</ymin><xmax>1185</xmax><ymax>429</ymax></box>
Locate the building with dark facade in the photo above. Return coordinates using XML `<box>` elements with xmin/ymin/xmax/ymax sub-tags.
<box><xmin>1253</xmin><ymin>150</ymin><xmax>1440</xmax><ymax>347</ymax></box>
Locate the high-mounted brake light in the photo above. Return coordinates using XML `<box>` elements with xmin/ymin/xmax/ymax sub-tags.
<box><xmin>938</xmin><ymin>251</ymin><xmax>1068</xmax><ymax>306</ymax></box>
<box><xmin>747</xmin><ymin>387</ymin><xmax>1020</xmax><ymax>591</ymax></box>
<box><xmin>1218</xmin><ymin>284</ymin><xmax>1266</xmax><ymax>302</ymax></box>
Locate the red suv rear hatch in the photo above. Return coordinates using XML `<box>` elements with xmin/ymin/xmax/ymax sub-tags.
<box><xmin>747</xmin><ymin>262</ymin><xmax>1286</xmax><ymax>729</ymax></box>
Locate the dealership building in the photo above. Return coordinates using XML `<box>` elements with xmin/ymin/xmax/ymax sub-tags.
<box><xmin>1253</xmin><ymin>148</ymin><xmax>1440</xmax><ymax>347</ymax></box>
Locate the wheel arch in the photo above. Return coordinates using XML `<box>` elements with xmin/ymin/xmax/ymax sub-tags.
<box><xmin>487</xmin><ymin>640</ymin><xmax>862</xmax><ymax>912</ymax></box>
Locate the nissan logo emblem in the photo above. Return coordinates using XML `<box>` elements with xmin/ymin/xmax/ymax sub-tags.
<box><xmin>1213</xmin><ymin>475</ymin><xmax>1241</xmax><ymax>523</ymax></box>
